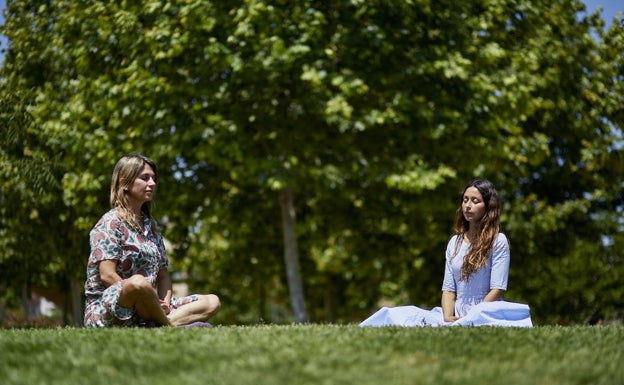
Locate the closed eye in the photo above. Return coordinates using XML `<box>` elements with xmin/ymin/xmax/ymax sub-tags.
<box><xmin>139</xmin><ymin>174</ymin><xmax>157</xmax><ymax>183</ymax></box>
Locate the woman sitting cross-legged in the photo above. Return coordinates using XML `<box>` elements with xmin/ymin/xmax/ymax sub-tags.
<box><xmin>360</xmin><ymin>178</ymin><xmax>532</xmax><ymax>328</ymax></box>
<box><xmin>84</xmin><ymin>154</ymin><xmax>220</xmax><ymax>328</ymax></box>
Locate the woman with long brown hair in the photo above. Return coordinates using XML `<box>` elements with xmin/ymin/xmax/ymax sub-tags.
<box><xmin>84</xmin><ymin>154</ymin><xmax>220</xmax><ymax>327</ymax></box>
<box><xmin>360</xmin><ymin>178</ymin><xmax>530</xmax><ymax>327</ymax></box>
<box><xmin>441</xmin><ymin>178</ymin><xmax>509</xmax><ymax>322</ymax></box>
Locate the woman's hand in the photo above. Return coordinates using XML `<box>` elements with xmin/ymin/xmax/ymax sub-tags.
<box><xmin>156</xmin><ymin>268</ymin><xmax>173</xmax><ymax>315</ymax></box>
<box><xmin>443</xmin><ymin>315</ymin><xmax>460</xmax><ymax>322</ymax></box>
<box><xmin>159</xmin><ymin>300</ymin><xmax>171</xmax><ymax>315</ymax></box>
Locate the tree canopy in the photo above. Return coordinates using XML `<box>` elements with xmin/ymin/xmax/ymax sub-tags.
<box><xmin>1</xmin><ymin>0</ymin><xmax>622</xmax><ymax>325</ymax></box>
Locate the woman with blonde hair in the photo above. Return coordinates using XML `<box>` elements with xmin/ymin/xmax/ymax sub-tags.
<box><xmin>84</xmin><ymin>154</ymin><xmax>220</xmax><ymax>327</ymax></box>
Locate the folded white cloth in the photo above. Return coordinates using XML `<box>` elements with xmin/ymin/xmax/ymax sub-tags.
<box><xmin>359</xmin><ymin>301</ymin><xmax>533</xmax><ymax>328</ymax></box>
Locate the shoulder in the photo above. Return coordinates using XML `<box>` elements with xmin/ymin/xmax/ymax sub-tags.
<box><xmin>445</xmin><ymin>234</ymin><xmax>461</xmax><ymax>248</ymax></box>
<box><xmin>445</xmin><ymin>234</ymin><xmax>463</xmax><ymax>257</ymax></box>
<box><xmin>92</xmin><ymin>209</ymin><xmax>125</xmax><ymax>232</ymax></box>
<box><xmin>103</xmin><ymin>209</ymin><xmax>124</xmax><ymax>225</ymax></box>
<box><xmin>448</xmin><ymin>234</ymin><xmax>462</xmax><ymax>244</ymax></box>
<box><xmin>495</xmin><ymin>233</ymin><xmax>509</xmax><ymax>245</ymax></box>
<box><xmin>492</xmin><ymin>233</ymin><xmax>510</xmax><ymax>253</ymax></box>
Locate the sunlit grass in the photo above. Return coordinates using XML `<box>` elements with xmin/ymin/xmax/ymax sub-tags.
<box><xmin>1</xmin><ymin>325</ymin><xmax>622</xmax><ymax>385</ymax></box>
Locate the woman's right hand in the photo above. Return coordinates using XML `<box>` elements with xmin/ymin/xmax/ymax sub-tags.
<box><xmin>159</xmin><ymin>300</ymin><xmax>171</xmax><ymax>315</ymax></box>
<box><xmin>444</xmin><ymin>315</ymin><xmax>460</xmax><ymax>322</ymax></box>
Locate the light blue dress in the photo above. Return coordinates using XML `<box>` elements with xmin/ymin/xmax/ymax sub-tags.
<box><xmin>442</xmin><ymin>233</ymin><xmax>510</xmax><ymax>317</ymax></box>
<box><xmin>360</xmin><ymin>232</ymin><xmax>532</xmax><ymax>327</ymax></box>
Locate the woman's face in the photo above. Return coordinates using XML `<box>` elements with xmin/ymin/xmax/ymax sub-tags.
<box><xmin>462</xmin><ymin>186</ymin><xmax>486</xmax><ymax>224</ymax></box>
<box><xmin>127</xmin><ymin>163</ymin><xmax>157</xmax><ymax>206</ymax></box>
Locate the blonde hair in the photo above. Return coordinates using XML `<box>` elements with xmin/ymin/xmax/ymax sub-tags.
<box><xmin>452</xmin><ymin>178</ymin><xmax>501</xmax><ymax>281</ymax></box>
<box><xmin>110</xmin><ymin>154</ymin><xmax>158</xmax><ymax>232</ymax></box>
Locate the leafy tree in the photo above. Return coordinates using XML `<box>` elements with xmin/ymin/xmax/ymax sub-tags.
<box><xmin>0</xmin><ymin>90</ymin><xmax>74</xmax><ymax>322</ymax></box>
<box><xmin>1</xmin><ymin>0</ymin><xmax>622</xmax><ymax>325</ymax></box>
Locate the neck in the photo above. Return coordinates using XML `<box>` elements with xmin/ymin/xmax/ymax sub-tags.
<box><xmin>465</xmin><ymin>227</ymin><xmax>479</xmax><ymax>243</ymax></box>
<box><xmin>127</xmin><ymin>198</ymin><xmax>144</xmax><ymax>217</ymax></box>
<box><xmin>131</xmin><ymin>206</ymin><xmax>143</xmax><ymax>219</ymax></box>
<box><xmin>127</xmin><ymin>202</ymin><xmax>145</xmax><ymax>224</ymax></box>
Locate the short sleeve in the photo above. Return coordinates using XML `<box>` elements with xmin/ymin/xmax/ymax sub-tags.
<box><xmin>489</xmin><ymin>233</ymin><xmax>510</xmax><ymax>290</ymax></box>
<box><xmin>89</xmin><ymin>214</ymin><xmax>123</xmax><ymax>264</ymax></box>
<box><xmin>441</xmin><ymin>235</ymin><xmax>459</xmax><ymax>292</ymax></box>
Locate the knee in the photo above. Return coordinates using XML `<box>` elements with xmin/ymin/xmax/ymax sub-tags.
<box><xmin>202</xmin><ymin>294</ymin><xmax>221</xmax><ymax>313</ymax></box>
<box><xmin>122</xmin><ymin>275</ymin><xmax>152</xmax><ymax>294</ymax></box>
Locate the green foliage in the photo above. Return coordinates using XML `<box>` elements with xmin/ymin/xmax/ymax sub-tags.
<box><xmin>1</xmin><ymin>326</ymin><xmax>623</xmax><ymax>385</ymax></box>
<box><xmin>0</xmin><ymin>89</ymin><xmax>66</xmax><ymax>306</ymax></box>
<box><xmin>0</xmin><ymin>0</ymin><xmax>622</xmax><ymax>325</ymax></box>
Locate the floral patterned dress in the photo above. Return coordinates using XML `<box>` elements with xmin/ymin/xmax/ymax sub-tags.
<box><xmin>84</xmin><ymin>209</ymin><xmax>195</xmax><ymax>327</ymax></box>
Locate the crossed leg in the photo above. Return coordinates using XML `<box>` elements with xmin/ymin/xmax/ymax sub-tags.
<box><xmin>117</xmin><ymin>275</ymin><xmax>172</xmax><ymax>326</ymax></box>
<box><xmin>168</xmin><ymin>294</ymin><xmax>221</xmax><ymax>327</ymax></box>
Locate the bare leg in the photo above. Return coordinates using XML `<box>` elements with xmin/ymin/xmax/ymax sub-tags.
<box><xmin>168</xmin><ymin>294</ymin><xmax>220</xmax><ymax>326</ymax></box>
<box><xmin>118</xmin><ymin>275</ymin><xmax>172</xmax><ymax>326</ymax></box>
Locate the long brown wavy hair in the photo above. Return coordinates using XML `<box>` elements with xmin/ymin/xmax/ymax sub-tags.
<box><xmin>452</xmin><ymin>178</ymin><xmax>501</xmax><ymax>281</ymax></box>
<box><xmin>110</xmin><ymin>154</ymin><xmax>158</xmax><ymax>233</ymax></box>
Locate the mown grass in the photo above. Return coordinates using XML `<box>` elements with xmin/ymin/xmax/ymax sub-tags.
<box><xmin>1</xmin><ymin>325</ymin><xmax>622</xmax><ymax>385</ymax></box>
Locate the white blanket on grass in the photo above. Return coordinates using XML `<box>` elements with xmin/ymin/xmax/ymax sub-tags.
<box><xmin>359</xmin><ymin>301</ymin><xmax>533</xmax><ymax>328</ymax></box>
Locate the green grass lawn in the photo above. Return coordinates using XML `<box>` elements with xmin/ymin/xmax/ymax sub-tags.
<box><xmin>1</xmin><ymin>325</ymin><xmax>622</xmax><ymax>385</ymax></box>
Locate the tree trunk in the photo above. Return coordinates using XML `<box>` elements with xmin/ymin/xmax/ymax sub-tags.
<box><xmin>324</xmin><ymin>275</ymin><xmax>337</xmax><ymax>323</ymax></box>
<box><xmin>71</xmin><ymin>280</ymin><xmax>83</xmax><ymax>326</ymax></box>
<box><xmin>257</xmin><ymin>276</ymin><xmax>266</xmax><ymax>324</ymax></box>
<box><xmin>21</xmin><ymin>281</ymin><xmax>32</xmax><ymax>320</ymax></box>
<box><xmin>279</xmin><ymin>187</ymin><xmax>309</xmax><ymax>323</ymax></box>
